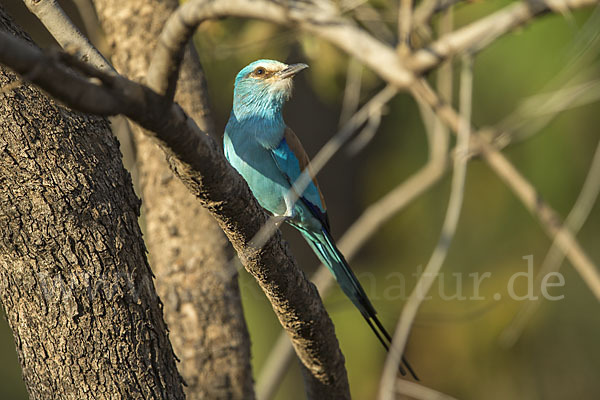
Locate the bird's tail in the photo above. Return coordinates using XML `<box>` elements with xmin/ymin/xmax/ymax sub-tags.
<box><xmin>301</xmin><ymin>227</ymin><xmax>419</xmax><ymax>381</ymax></box>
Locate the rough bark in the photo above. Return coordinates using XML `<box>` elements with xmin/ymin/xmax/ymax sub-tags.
<box><xmin>0</xmin><ymin>6</ymin><xmax>184</xmax><ymax>400</ymax></box>
<box><xmin>92</xmin><ymin>0</ymin><xmax>254</xmax><ymax>398</ymax></box>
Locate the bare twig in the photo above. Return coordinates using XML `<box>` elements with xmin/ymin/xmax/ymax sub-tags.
<box><xmin>413</xmin><ymin>0</ymin><xmax>462</xmax><ymax>30</ymax></box>
<box><xmin>148</xmin><ymin>0</ymin><xmax>416</xmax><ymax>100</ymax></box>
<box><xmin>352</xmin><ymin>4</ymin><xmax>396</xmax><ymax>43</ymax></box>
<box><xmin>482</xmin><ymin>141</ymin><xmax>600</xmax><ymax>299</ymax></box>
<box><xmin>339</xmin><ymin>58</ymin><xmax>363</xmax><ymax>126</ymax></box>
<box><xmin>408</xmin><ymin>0</ymin><xmax>600</xmax><ymax>72</ymax></box>
<box><xmin>492</xmin><ymin>77</ymin><xmax>600</xmax><ymax>148</ymax></box>
<box><xmin>395</xmin><ymin>379</ymin><xmax>460</xmax><ymax>400</ymax></box>
<box><xmin>379</xmin><ymin>55</ymin><xmax>473</xmax><ymax>400</ymax></box>
<box><xmin>499</xmin><ymin>138</ymin><xmax>600</xmax><ymax>347</ymax></box>
<box><xmin>346</xmin><ymin>108</ymin><xmax>382</xmax><ymax>154</ymax></box>
<box><xmin>416</xmin><ymin>6</ymin><xmax>452</xmax><ymax>162</ymax></box>
<box><xmin>22</xmin><ymin>0</ymin><xmax>112</xmax><ymax>72</ymax></box>
<box><xmin>71</xmin><ymin>0</ymin><xmax>110</xmax><ymax>55</ymax></box>
<box><xmin>410</xmin><ymin>78</ymin><xmax>600</xmax><ymax>300</ymax></box>
<box><xmin>149</xmin><ymin>0</ymin><xmax>598</xmax><ymax>103</ymax></box>
<box><xmin>488</xmin><ymin>7</ymin><xmax>600</xmax><ymax>148</ymax></box>
<box><xmin>398</xmin><ymin>0</ymin><xmax>413</xmax><ymax>55</ymax></box>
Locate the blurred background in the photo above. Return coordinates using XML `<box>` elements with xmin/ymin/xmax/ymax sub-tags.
<box><xmin>1</xmin><ymin>1</ymin><xmax>599</xmax><ymax>399</ymax></box>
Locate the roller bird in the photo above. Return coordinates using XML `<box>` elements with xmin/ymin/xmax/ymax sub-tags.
<box><xmin>223</xmin><ymin>59</ymin><xmax>417</xmax><ymax>380</ymax></box>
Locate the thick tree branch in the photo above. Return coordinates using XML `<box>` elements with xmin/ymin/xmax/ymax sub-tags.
<box><xmin>0</xmin><ymin>29</ymin><xmax>350</xmax><ymax>399</ymax></box>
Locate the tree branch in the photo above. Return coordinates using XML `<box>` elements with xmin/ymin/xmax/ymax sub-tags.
<box><xmin>408</xmin><ymin>0</ymin><xmax>600</xmax><ymax>72</ymax></box>
<box><xmin>22</xmin><ymin>0</ymin><xmax>112</xmax><ymax>71</ymax></box>
<box><xmin>397</xmin><ymin>0</ymin><xmax>413</xmax><ymax>55</ymax></box>
<box><xmin>379</xmin><ymin>55</ymin><xmax>474</xmax><ymax>400</ymax></box>
<box><xmin>409</xmin><ymin>78</ymin><xmax>600</xmax><ymax>300</ymax></box>
<box><xmin>149</xmin><ymin>0</ymin><xmax>598</xmax><ymax>103</ymax></box>
<box><xmin>499</xmin><ymin>138</ymin><xmax>600</xmax><ymax>347</ymax></box>
<box><xmin>0</xmin><ymin>28</ymin><xmax>350</xmax><ymax>399</ymax></box>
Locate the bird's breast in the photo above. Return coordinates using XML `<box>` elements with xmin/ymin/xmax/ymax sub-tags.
<box><xmin>224</xmin><ymin>123</ymin><xmax>289</xmax><ymax>216</ymax></box>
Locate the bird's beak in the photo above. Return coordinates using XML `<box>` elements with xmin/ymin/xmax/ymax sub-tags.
<box><xmin>276</xmin><ymin>63</ymin><xmax>309</xmax><ymax>79</ymax></box>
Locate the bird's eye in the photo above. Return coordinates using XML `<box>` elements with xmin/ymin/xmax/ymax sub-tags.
<box><xmin>254</xmin><ymin>67</ymin><xmax>265</xmax><ymax>76</ymax></box>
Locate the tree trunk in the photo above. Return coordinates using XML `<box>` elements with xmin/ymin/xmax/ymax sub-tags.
<box><xmin>92</xmin><ymin>0</ymin><xmax>254</xmax><ymax>398</ymax></box>
<box><xmin>0</xmin><ymin>6</ymin><xmax>184</xmax><ymax>400</ymax></box>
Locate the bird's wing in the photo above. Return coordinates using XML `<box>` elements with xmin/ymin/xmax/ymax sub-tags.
<box><xmin>270</xmin><ymin>127</ymin><xmax>330</xmax><ymax>229</ymax></box>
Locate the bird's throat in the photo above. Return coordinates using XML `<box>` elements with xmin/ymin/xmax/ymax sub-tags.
<box><xmin>228</xmin><ymin>110</ymin><xmax>286</xmax><ymax>149</ymax></box>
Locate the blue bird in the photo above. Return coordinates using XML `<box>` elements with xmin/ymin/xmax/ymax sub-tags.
<box><xmin>223</xmin><ymin>59</ymin><xmax>417</xmax><ymax>380</ymax></box>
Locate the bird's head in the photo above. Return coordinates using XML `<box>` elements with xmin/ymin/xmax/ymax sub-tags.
<box><xmin>232</xmin><ymin>59</ymin><xmax>308</xmax><ymax>120</ymax></box>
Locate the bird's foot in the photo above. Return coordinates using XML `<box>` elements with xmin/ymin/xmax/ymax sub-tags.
<box><xmin>272</xmin><ymin>215</ymin><xmax>289</xmax><ymax>227</ymax></box>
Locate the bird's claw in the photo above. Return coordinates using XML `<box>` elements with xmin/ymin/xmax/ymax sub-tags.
<box><xmin>272</xmin><ymin>215</ymin><xmax>289</xmax><ymax>227</ymax></box>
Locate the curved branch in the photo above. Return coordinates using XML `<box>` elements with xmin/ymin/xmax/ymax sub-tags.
<box><xmin>500</xmin><ymin>138</ymin><xmax>600</xmax><ymax>347</ymax></box>
<box><xmin>379</xmin><ymin>56</ymin><xmax>474</xmax><ymax>400</ymax></box>
<box><xmin>408</xmin><ymin>0</ymin><xmax>600</xmax><ymax>72</ymax></box>
<box><xmin>410</xmin><ymin>78</ymin><xmax>600</xmax><ymax>300</ymax></box>
<box><xmin>147</xmin><ymin>0</ymin><xmax>414</xmax><ymax>98</ymax></box>
<box><xmin>150</xmin><ymin>0</ymin><xmax>599</xmax><ymax>100</ymax></box>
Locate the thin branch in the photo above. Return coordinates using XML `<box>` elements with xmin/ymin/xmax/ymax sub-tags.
<box><xmin>492</xmin><ymin>77</ymin><xmax>600</xmax><ymax>148</ymax></box>
<box><xmin>339</xmin><ymin>58</ymin><xmax>363</xmax><ymax>126</ymax></box>
<box><xmin>395</xmin><ymin>379</ymin><xmax>460</xmax><ymax>400</ymax></box>
<box><xmin>71</xmin><ymin>0</ymin><xmax>110</xmax><ymax>55</ymax></box>
<box><xmin>398</xmin><ymin>0</ymin><xmax>413</xmax><ymax>55</ymax></box>
<box><xmin>413</xmin><ymin>0</ymin><xmax>462</xmax><ymax>30</ymax></box>
<box><xmin>379</xmin><ymin>55</ymin><xmax>473</xmax><ymax>400</ymax></box>
<box><xmin>22</xmin><ymin>0</ymin><xmax>112</xmax><ymax>72</ymax></box>
<box><xmin>147</xmin><ymin>0</ymin><xmax>415</xmax><ymax>99</ymax></box>
<box><xmin>409</xmin><ymin>78</ymin><xmax>600</xmax><ymax>300</ymax></box>
<box><xmin>416</xmin><ymin>6</ymin><xmax>452</xmax><ymax>162</ymax></box>
<box><xmin>408</xmin><ymin>0</ymin><xmax>600</xmax><ymax>73</ymax></box>
<box><xmin>346</xmin><ymin>108</ymin><xmax>382</xmax><ymax>154</ymax></box>
<box><xmin>499</xmin><ymin>138</ymin><xmax>600</xmax><ymax>347</ymax></box>
<box><xmin>352</xmin><ymin>3</ymin><xmax>396</xmax><ymax>44</ymax></box>
<box><xmin>257</xmin><ymin>157</ymin><xmax>449</xmax><ymax>400</ymax></box>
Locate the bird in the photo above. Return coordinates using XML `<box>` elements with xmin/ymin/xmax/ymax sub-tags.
<box><xmin>223</xmin><ymin>59</ymin><xmax>417</xmax><ymax>380</ymax></box>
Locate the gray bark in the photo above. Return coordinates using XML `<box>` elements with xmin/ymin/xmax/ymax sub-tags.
<box><xmin>0</xmin><ymin>6</ymin><xmax>184</xmax><ymax>399</ymax></box>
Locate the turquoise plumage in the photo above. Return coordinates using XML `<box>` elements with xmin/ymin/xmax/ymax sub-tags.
<box><xmin>223</xmin><ymin>59</ymin><xmax>417</xmax><ymax>380</ymax></box>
